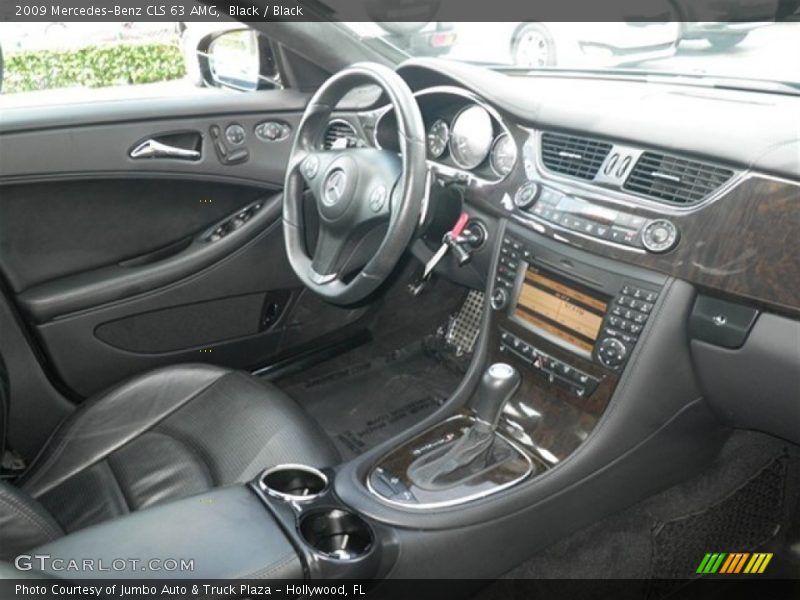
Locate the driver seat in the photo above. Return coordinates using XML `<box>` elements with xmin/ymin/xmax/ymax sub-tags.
<box><xmin>0</xmin><ymin>360</ymin><xmax>338</xmax><ymax>560</ymax></box>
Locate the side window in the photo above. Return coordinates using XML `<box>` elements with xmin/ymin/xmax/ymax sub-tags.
<box><xmin>0</xmin><ymin>22</ymin><xmax>282</xmax><ymax>107</ymax></box>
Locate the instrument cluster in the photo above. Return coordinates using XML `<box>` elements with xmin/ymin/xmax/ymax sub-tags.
<box><xmin>373</xmin><ymin>88</ymin><xmax>518</xmax><ymax>182</ymax></box>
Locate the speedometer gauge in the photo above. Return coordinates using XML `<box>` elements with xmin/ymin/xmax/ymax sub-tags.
<box><xmin>490</xmin><ymin>133</ymin><xmax>517</xmax><ymax>177</ymax></box>
<box><xmin>426</xmin><ymin>119</ymin><xmax>449</xmax><ymax>159</ymax></box>
<box><xmin>449</xmin><ymin>104</ymin><xmax>494</xmax><ymax>170</ymax></box>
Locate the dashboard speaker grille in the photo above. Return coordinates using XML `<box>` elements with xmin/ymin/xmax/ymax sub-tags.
<box><xmin>540</xmin><ymin>132</ymin><xmax>612</xmax><ymax>181</ymax></box>
<box><xmin>323</xmin><ymin>120</ymin><xmax>359</xmax><ymax>150</ymax></box>
<box><xmin>624</xmin><ymin>151</ymin><xmax>734</xmax><ymax>205</ymax></box>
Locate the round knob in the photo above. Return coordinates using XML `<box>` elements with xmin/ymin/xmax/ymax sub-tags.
<box><xmin>641</xmin><ymin>219</ymin><xmax>679</xmax><ymax>253</ymax></box>
<box><xmin>490</xmin><ymin>288</ymin><xmax>509</xmax><ymax>311</ymax></box>
<box><xmin>597</xmin><ymin>337</ymin><xmax>627</xmax><ymax>369</ymax></box>
<box><xmin>225</xmin><ymin>123</ymin><xmax>246</xmax><ymax>146</ymax></box>
<box><xmin>513</xmin><ymin>182</ymin><xmax>540</xmax><ymax>210</ymax></box>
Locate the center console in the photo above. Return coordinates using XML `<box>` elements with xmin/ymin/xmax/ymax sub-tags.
<box><xmin>368</xmin><ymin>221</ymin><xmax>668</xmax><ymax>507</ymax></box>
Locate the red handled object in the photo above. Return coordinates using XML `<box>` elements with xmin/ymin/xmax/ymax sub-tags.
<box><xmin>450</xmin><ymin>211</ymin><xmax>470</xmax><ymax>238</ymax></box>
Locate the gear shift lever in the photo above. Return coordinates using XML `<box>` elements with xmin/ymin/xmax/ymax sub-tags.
<box><xmin>472</xmin><ymin>363</ymin><xmax>522</xmax><ymax>428</ymax></box>
<box><xmin>408</xmin><ymin>363</ymin><xmax>521</xmax><ymax>490</ymax></box>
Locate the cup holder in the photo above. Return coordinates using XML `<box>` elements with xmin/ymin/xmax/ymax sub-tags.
<box><xmin>299</xmin><ymin>509</ymin><xmax>373</xmax><ymax>561</ymax></box>
<box><xmin>260</xmin><ymin>464</ymin><xmax>328</xmax><ymax>502</ymax></box>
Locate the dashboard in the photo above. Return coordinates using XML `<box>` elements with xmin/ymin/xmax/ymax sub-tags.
<box><xmin>334</xmin><ymin>59</ymin><xmax>799</xmax><ymax>320</ymax></box>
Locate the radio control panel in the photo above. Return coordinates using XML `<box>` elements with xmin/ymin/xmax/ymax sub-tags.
<box><xmin>493</xmin><ymin>234</ymin><xmax>663</xmax><ymax>374</ymax></box>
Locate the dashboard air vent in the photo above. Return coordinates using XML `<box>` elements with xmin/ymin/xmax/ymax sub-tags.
<box><xmin>323</xmin><ymin>120</ymin><xmax>359</xmax><ymax>150</ymax></box>
<box><xmin>540</xmin><ymin>132</ymin><xmax>613</xmax><ymax>181</ymax></box>
<box><xmin>624</xmin><ymin>152</ymin><xmax>734</xmax><ymax>205</ymax></box>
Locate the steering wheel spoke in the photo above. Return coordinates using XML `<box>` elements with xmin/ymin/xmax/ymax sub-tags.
<box><xmin>292</xmin><ymin>150</ymin><xmax>338</xmax><ymax>202</ymax></box>
<box><xmin>309</xmin><ymin>224</ymin><xmax>350</xmax><ymax>280</ymax></box>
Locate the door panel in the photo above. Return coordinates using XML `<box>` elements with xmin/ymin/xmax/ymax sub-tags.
<box><xmin>0</xmin><ymin>93</ymin><xmax>370</xmax><ymax>401</ymax></box>
<box><xmin>0</xmin><ymin>178</ymin><xmax>263</xmax><ymax>293</ymax></box>
<box><xmin>0</xmin><ymin>109</ymin><xmax>303</xmax><ymax>185</ymax></box>
<box><xmin>16</xmin><ymin>186</ymin><xmax>281</xmax><ymax>322</ymax></box>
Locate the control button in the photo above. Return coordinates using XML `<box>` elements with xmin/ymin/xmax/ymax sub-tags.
<box><xmin>255</xmin><ymin>121</ymin><xmax>291</xmax><ymax>142</ymax></box>
<box><xmin>302</xmin><ymin>155</ymin><xmax>320</xmax><ymax>179</ymax></box>
<box><xmin>597</xmin><ymin>337</ymin><xmax>627</xmax><ymax>369</ymax></box>
<box><xmin>491</xmin><ymin>288</ymin><xmax>509</xmax><ymax>311</ymax></box>
<box><xmin>641</xmin><ymin>219</ymin><xmax>679</xmax><ymax>253</ymax></box>
<box><xmin>610</xmin><ymin>226</ymin><xmax>633</xmax><ymax>243</ymax></box>
<box><xmin>514</xmin><ymin>182</ymin><xmax>540</xmax><ymax>210</ymax></box>
<box><xmin>225</xmin><ymin>123</ymin><xmax>246</xmax><ymax>146</ymax></box>
<box><xmin>644</xmin><ymin>291</ymin><xmax>659</xmax><ymax>303</ymax></box>
<box><xmin>369</xmin><ymin>185</ymin><xmax>387</xmax><ymax>212</ymax></box>
<box><xmin>500</xmin><ymin>257</ymin><xmax>519</xmax><ymax>270</ymax></box>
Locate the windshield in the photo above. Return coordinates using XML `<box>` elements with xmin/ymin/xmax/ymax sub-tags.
<box><xmin>344</xmin><ymin>21</ymin><xmax>800</xmax><ymax>92</ymax></box>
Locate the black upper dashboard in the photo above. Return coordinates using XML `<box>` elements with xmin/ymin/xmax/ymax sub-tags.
<box><xmin>391</xmin><ymin>58</ymin><xmax>800</xmax><ymax>181</ymax></box>
<box><xmin>330</xmin><ymin>58</ymin><xmax>799</xmax><ymax>316</ymax></box>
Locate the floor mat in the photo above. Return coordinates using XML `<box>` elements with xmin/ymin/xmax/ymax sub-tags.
<box><xmin>477</xmin><ymin>430</ymin><xmax>800</xmax><ymax>594</ymax></box>
<box><xmin>284</xmin><ymin>343</ymin><xmax>462</xmax><ymax>459</ymax></box>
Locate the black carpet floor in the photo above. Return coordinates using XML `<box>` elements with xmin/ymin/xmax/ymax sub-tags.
<box><xmin>283</xmin><ymin>342</ymin><xmax>462</xmax><ymax>459</ymax></box>
<box><xmin>474</xmin><ymin>429</ymin><xmax>800</xmax><ymax>599</ymax></box>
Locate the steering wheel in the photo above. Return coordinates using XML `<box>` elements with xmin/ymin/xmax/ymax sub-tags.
<box><xmin>283</xmin><ymin>63</ymin><xmax>427</xmax><ymax>305</ymax></box>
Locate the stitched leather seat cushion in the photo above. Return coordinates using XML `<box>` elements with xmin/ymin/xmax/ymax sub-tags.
<box><xmin>0</xmin><ymin>364</ymin><xmax>337</xmax><ymax>556</ymax></box>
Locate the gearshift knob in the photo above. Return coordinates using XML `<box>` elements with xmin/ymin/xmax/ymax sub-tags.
<box><xmin>472</xmin><ymin>363</ymin><xmax>521</xmax><ymax>428</ymax></box>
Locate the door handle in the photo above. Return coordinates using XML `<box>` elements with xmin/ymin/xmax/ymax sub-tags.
<box><xmin>130</xmin><ymin>139</ymin><xmax>201</xmax><ymax>160</ymax></box>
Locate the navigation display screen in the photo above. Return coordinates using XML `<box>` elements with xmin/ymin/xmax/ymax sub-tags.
<box><xmin>513</xmin><ymin>266</ymin><xmax>609</xmax><ymax>354</ymax></box>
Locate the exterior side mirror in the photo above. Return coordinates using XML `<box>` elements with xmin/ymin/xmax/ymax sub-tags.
<box><xmin>187</xmin><ymin>26</ymin><xmax>282</xmax><ymax>91</ymax></box>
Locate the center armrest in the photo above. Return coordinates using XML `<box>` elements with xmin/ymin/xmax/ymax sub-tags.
<box><xmin>30</xmin><ymin>486</ymin><xmax>301</xmax><ymax>580</ymax></box>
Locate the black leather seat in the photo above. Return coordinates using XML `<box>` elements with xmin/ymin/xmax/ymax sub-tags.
<box><xmin>0</xmin><ymin>362</ymin><xmax>338</xmax><ymax>561</ymax></box>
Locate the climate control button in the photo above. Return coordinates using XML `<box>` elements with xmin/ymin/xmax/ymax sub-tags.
<box><xmin>641</xmin><ymin>219</ymin><xmax>679</xmax><ymax>253</ymax></box>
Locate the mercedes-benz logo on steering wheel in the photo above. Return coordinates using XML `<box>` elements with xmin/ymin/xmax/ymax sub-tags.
<box><xmin>323</xmin><ymin>169</ymin><xmax>347</xmax><ymax>206</ymax></box>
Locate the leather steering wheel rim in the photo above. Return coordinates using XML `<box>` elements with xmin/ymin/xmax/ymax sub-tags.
<box><xmin>283</xmin><ymin>62</ymin><xmax>427</xmax><ymax>305</ymax></box>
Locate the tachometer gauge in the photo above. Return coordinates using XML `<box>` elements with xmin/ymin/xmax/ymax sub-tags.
<box><xmin>426</xmin><ymin>119</ymin><xmax>450</xmax><ymax>159</ymax></box>
<box><xmin>449</xmin><ymin>104</ymin><xmax>494</xmax><ymax>170</ymax></box>
<box><xmin>490</xmin><ymin>133</ymin><xmax>517</xmax><ymax>177</ymax></box>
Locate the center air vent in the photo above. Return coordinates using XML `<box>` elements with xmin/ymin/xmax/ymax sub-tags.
<box><xmin>540</xmin><ymin>132</ymin><xmax>613</xmax><ymax>181</ymax></box>
<box><xmin>624</xmin><ymin>152</ymin><xmax>734</xmax><ymax>205</ymax></box>
<box><xmin>323</xmin><ymin>120</ymin><xmax>359</xmax><ymax>150</ymax></box>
